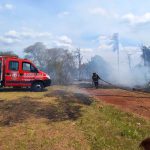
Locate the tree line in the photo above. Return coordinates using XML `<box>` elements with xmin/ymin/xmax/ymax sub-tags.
<box><xmin>1</xmin><ymin>43</ymin><xmax>150</xmax><ymax>85</ymax></box>
<box><xmin>23</xmin><ymin>42</ymin><xmax>111</xmax><ymax>84</ymax></box>
<box><xmin>0</xmin><ymin>42</ymin><xmax>110</xmax><ymax>84</ymax></box>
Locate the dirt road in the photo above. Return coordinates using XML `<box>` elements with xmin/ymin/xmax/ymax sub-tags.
<box><xmin>86</xmin><ymin>88</ymin><xmax>150</xmax><ymax>119</ymax></box>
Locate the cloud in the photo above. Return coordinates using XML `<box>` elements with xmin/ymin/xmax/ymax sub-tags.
<box><xmin>0</xmin><ymin>36</ymin><xmax>20</xmax><ymax>45</ymax></box>
<box><xmin>58</xmin><ymin>11</ymin><xmax>70</xmax><ymax>18</ymax></box>
<box><xmin>98</xmin><ymin>35</ymin><xmax>113</xmax><ymax>42</ymax></box>
<box><xmin>89</xmin><ymin>7</ymin><xmax>119</xmax><ymax>18</ymax></box>
<box><xmin>6</xmin><ymin>30</ymin><xmax>51</xmax><ymax>39</ymax></box>
<box><xmin>0</xmin><ymin>29</ymin><xmax>74</xmax><ymax>50</ymax></box>
<box><xmin>0</xmin><ymin>29</ymin><xmax>52</xmax><ymax>45</ymax></box>
<box><xmin>53</xmin><ymin>35</ymin><xmax>73</xmax><ymax>49</ymax></box>
<box><xmin>98</xmin><ymin>35</ymin><xmax>108</xmax><ymax>41</ymax></box>
<box><xmin>4</xmin><ymin>4</ymin><xmax>14</xmax><ymax>10</ymax></box>
<box><xmin>98</xmin><ymin>43</ymin><xmax>112</xmax><ymax>50</ymax></box>
<box><xmin>90</xmin><ymin>7</ymin><xmax>107</xmax><ymax>16</ymax></box>
<box><xmin>20</xmin><ymin>31</ymin><xmax>52</xmax><ymax>39</ymax></box>
<box><xmin>122</xmin><ymin>12</ymin><xmax>150</xmax><ymax>25</ymax></box>
<box><xmin>0</xmin><ymin>3</ymin><xmax>14</xmax><ymax>10</ymax></box>
<box><xmin>5</xmin><ymin>30</ymin><xmax>20</xmax><ymax>39</ymax></box>
<box><xmin>98</xmin><ymin>34</ymin><xmax>115</xmax><ymax>48</ymax></box>
<box><xmin>58</xmin><ymin>35</ymin><xmax>72</xmax><ymax>44</ymax></box>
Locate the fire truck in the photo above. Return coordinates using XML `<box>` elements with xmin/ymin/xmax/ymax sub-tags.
<box><xmin>0</xmin><ymin>55</ymin><xmax>51</xmax><ymax>91</ymax></box>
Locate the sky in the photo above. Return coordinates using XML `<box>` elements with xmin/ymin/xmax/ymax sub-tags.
<box><xmin>0</xmin><ymin>0</ymin><xmax>150</xmax><ymax>62</ymax></box>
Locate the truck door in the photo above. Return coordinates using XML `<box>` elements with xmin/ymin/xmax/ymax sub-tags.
<box><xmin>20</xmin><ymin>61</ymin><xmax>39</xmax><ymax>86</ymax></box>
<box><xmin>5</xmin><ymin>59</ymin><xmax>21</xmax><ymax>86</ymax></box>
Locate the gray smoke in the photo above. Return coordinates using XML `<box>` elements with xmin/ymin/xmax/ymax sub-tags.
<box><xmin>93</xmin><ymin>47</ymin><xmax>149</xmax><ymax>87</ymax></box>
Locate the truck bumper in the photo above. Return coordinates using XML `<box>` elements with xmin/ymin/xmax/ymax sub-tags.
<box><xmin>43</xmin><ymin>79</ymin><xmax>51</xmax><ymax>87</ymax></box>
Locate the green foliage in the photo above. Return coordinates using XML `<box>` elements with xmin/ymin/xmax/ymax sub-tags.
<box><xmin>77</xmin><ymin>102</ymin><xmax>150</xmax><ymax>150</ymax></box>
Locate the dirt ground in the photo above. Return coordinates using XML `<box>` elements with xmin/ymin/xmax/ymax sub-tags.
<box><xmin>86</xmin><ymin>87</ymin><xmax>150</xmax><ymax>119</ymax></box>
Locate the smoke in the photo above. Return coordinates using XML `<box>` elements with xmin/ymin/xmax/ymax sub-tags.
<box><xmin>93</xmin><ymin>46</ymin><xmax>148</xmax><ymax>87</ymax></box>
<box><xmin>107</xmin><ymin>65</ymin><xmax>148</xmax><ymax>87</ymax></box>
<box><xmin>78</xmin><ymin>33</ymin><xmax>149</xmax><ymax>87</ymax></box>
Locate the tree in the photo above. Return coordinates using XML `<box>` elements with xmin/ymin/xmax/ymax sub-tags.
<box><xmin>82</xmin><ymin>55</ymin><xmax>110</xmax><ymax>80</ymax></box>
<box><xmin>24</xmin><ymin>43</ymin><xmax>77</xmax><ymax>84</ymax></box>
<box><xmin>24</xmin><ymin>42</ymin><xmax>47</xmax><ymax>70</ymax></box>
<box><xmin>141</xmin><ymin>46</ymin><xmax>150</xmax><ymax>67</ymax></box>
<box><xmin>75</xmin><ymin>48</ymin><xmax>83</xmax><ymax>80</ymax></box>
<box><xmin>45</xmin><ymin>48</ymin><xmax>76</xmax><ymax>84</ymax></box>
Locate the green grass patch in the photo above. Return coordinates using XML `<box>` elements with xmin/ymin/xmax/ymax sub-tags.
<box><xmin>77</xmin><ymin>102</ymin><xmax>150</xmax><ymax>150</ymax></box>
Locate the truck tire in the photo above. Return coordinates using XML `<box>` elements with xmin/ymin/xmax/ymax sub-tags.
<box><xmin>31</xmin><ymin>82</ymin><xmax>44</xmax><ymax>92</ymax></box>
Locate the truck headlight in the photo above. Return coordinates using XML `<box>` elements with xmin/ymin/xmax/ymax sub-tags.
<box><xmin>46</xmin><ymin>74</ymin><xmax>50</xmax><ymax>79</ymax></box>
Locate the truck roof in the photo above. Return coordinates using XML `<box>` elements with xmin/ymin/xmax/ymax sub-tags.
<box><xmin>0</xmin><ymin>55</ymin><xmax>31</xmax><ymax>62</ymax></box>
<box><xmin>0</xmin><ymin>55</ymin><xmax>32</xmax><ymax>63</ymax></box>
<box><xmin>0</xmin><ymin>55</ymin><xmax>18</xmax><ymax>59</ymax></box>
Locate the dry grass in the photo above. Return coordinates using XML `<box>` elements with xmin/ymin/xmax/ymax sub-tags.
<box><xmin>0</xmin><ymin>86</ymin><xmax>149</xmax><ymax>150</ymax></box>
<box><xmin>0</xmin><ymin>86</ymin><xmax>91</xmax><ymax>150</ymax></box>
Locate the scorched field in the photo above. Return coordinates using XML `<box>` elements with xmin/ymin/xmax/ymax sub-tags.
<box><xmin>0</xmin><ymin>85</ymin><xmax>149</xmax><ymax>150</ymax></box>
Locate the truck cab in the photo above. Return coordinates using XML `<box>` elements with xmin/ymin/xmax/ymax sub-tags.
<box><xmin>0</xmin><ymin>56</ymin><xmax>51</xmax><ymax>91</ymax></box>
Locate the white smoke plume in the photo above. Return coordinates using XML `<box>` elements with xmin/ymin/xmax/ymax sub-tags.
<box><xmin>85</xmin><ymin>34</ymin><xmax>149</xmax><ymax>87</ymax></box>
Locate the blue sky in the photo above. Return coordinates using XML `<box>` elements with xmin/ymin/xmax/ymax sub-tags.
<box><xmin>0</xmin><ymin>0</ymin><xmax>150</xmax><ymax>56</ymax></box>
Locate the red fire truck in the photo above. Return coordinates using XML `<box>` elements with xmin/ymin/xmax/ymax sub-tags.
<box><xmin>0</xmin><ymin>55</ymin><xmax>51</xmax><ymax>91</ymax></box>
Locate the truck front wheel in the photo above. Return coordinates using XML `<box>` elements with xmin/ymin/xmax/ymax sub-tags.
<box><xmin>31</xmin><ymin>82</ymin><xmax>44</xmax><ymax>92</ymax></box>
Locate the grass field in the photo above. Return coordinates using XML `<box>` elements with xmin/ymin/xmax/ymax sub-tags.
<box><xmin>0</xmin><ymin>86</ymin><xmax>149</xmax><ymax>150</ymax></box>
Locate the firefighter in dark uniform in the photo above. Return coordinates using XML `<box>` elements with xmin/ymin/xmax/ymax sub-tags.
<box><xmin>92</xmin><ymin>73</ymin><xmax>101</xmax><ymax>88</ymax></box>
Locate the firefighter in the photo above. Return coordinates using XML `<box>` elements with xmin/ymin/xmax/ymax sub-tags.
<box><xmin>92</xmin><ymin>73</ymin><xmax>101</xmax><ymax>89</ymax></box>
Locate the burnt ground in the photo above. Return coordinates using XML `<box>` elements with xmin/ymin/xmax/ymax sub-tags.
<box><xmin>0</xmin><ymin>85</ymin><xmax>150</xmax><ymax>150</ymax></box>
<box><xmin>83</xmin><ymin>84</ymin><xmax>150</xmax><ymax>119</ymax></box>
